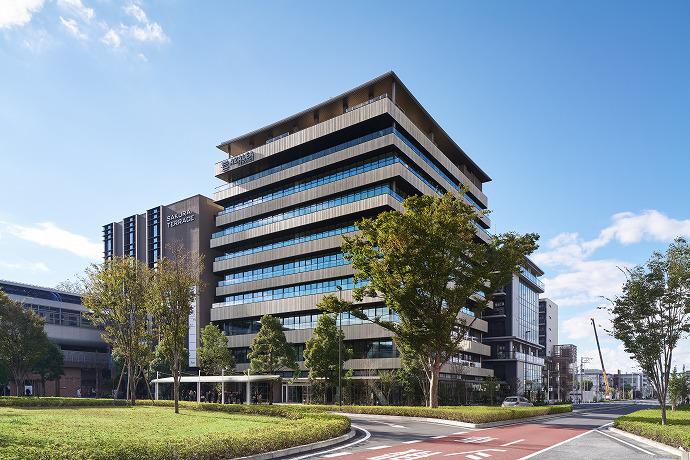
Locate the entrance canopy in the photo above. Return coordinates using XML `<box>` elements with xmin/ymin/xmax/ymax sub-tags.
<box><xmin>151</xmin><ymin>375</ymin><xmax>280</xmax><ymax>384</ymax></box>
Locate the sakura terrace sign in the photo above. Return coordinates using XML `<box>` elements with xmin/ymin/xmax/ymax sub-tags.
<box><xmin>167</xmin><ymin>210</ymin><xmax>195</xmax><ymax>228</ymax></box>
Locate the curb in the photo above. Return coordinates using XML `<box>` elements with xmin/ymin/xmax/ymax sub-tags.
<box><xmin>608</xmin><ymin>427</ymin><xmax>688</xmax><ymax>458</ymax></box>
<box><xmin>238</xmin><ymin>429</ymin><xmax>356</xmax><ymax>460</ymax></box>
<box><xmin>330</xmin><ymin>410</ymin><xmax>573</xmax><ymax>429</ymax></box>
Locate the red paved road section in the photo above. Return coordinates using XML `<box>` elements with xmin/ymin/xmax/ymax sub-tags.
<box><xmin>331</xmin><ymin>422</ymin><xmax>590</xmax><ymax>460</ymax></box>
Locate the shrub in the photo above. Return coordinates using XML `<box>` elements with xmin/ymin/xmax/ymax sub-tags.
<box><xmin>615</xmin><ymin>406</ymin><xmax>690</xmax><ymax>449</ymax></box>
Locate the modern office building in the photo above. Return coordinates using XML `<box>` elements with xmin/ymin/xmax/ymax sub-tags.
<box><xmin>102</xmin><ymin>194</ymin><xmax>222</xmax><ymax>367</ymax></box>
<box><xmin>209</xmin><ymin>72</ymin><xmax>495</xmax><ymax>401</ymax></box>
<box><xmin>482</xmin><ymin>258</ymin><xmax>546</xmax><ymax>396</ymax></box>
<box><xmin>538</xmin><ymin>298</ymin><xmax>558</xmax><ymax>359</ymax></box>
<box><xmin>0</xmin><ymin>279</ymin><xmax>110</xmax><ymax>396</ymax></box>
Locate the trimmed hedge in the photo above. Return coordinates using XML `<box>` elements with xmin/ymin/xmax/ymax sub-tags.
<box><xmin>0</xmin><ymin>397</ymin><xmax>350</xmax><ymax>460</ymax></box>
<box><xmin>614</xmin><ymin>406</ymin><xmax>690</xmax><ymax>449</ymax></box>
<box><xmin>304</xmin><ymin>403</ymin><xmax>572</xmax><ymax>424</ymax></box>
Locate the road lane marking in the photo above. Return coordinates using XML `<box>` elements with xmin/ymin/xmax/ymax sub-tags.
<box><xmin>500</xmin><ymin>439</ymin><xmax>524</xmax><ymax>447</ymax></box>
<box><xmin>368</xmin><ymin>449</ymin><xmax>441</xmax><ymax>459</ymax></box>
<box><xmin>452</xmin><ymin>432</ymin><xmax>468</xmax><ymax>435</ymax></box>
<box><xmin>466</xmin><ymin>456</ymin><xmax>481</xmax><ymax>460</ymax></box>
<box><xmin>516</xmin><ymin>430</ymin><xmax>593</xmax><ymax>460</ymax></box>
<box><xmin>370</xmin><ymin>420</ymin><xmax>407</xmax><ymax>428</ymax></box>
<box><xmin>475</xmin><ymin>453</ymin><xmax>491</xmax><ymax>458</ymax></box>
<box><xmin>322</xmin><ymin>453</ymin><xmax>352</xmax><ymax>458</ymax></box>
<box><xmin>290</xmin><ymin>424</ymin><xmax>371</xmax><ymax>460</ymax></box>
<box><xmin>595</xmin><ymin>430</ymin><xmax>657</xmax><ymax>456</ymax></box>
<box><xmin>454</xmin><ymin>436</ymin><xmax>496</xmax><ymax>444</ymax></box>
<box><xmin>431</xmin><ymin>435</ymin><xmax>447</xmax><ymax>439</ymax></box>
<box><xmin>367</xmin><ymin>446</ymin><xmax>393</xmax><ymax>450</ymax></box>
<box><xmin>444</xmin><ymin>449</ymin><xmax>507</xmax><ymax>457</ymax></box>
<box><xmin>402</xmin><ymin>440</ymin><xmax>422</xmax><ymax>444</ymax></box>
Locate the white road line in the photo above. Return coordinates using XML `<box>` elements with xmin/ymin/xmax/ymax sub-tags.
<box><xmin>402</xmin><ymin>440</ymin><xmax>422</xmax><ymax>444</ymax></box>
<box><xmin>370</xmin><ymin>420</ymin><xmax>407</xmax><ymax>429</ymax></box>
<box><xmin>322</xmin><ymin>453</ymin><xmax>352</xmax><ymax>458</ymax></box>
<box><xmin>367</xmin><ymin>445</ymin><xmax>392</xmax><ymax>450</ymax></box>
<box><xmin>475</xmin><ymin>453</ymin><xmax>491</xmax><ymax>458</ymax></box>
<box><xmin>431</xmin><ymin>435</ymin><xmax>447</xmax><ymax>439</ymax></box>
<box><xmin>595</xmin><ymin>429</ymin><xmax>657</xmax><ymax>456</ymax></box>
<box><xmin>289</xmin><ymin>424</ymin><xmax>371</xmax><ymax>460</ymax></box>
<box><xmin>452</xmin><ymin>432</ymin><xmax>468</xmax><ymax>435</ymax></box>
<box><xmin>500</xmin><ymin>439</ymin><xmax>524</xmax><ymax>447</ymax></box>
<box><xmin>444</xmin><ymin>448</ymin><xmax>507</xmax><ymax>457</ymax></box>
<box><xmin>517</xmin><ymin>421</ymin><xmax>615</xmax><ymax>460</ymax></box>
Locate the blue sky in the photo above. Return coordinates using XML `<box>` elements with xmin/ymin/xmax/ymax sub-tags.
<box><xmin>1</xmin><ymin>0</ymin><xmax>689</xmax><ymax>372</ymax></box>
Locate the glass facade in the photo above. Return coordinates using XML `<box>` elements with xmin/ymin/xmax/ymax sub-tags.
<box><xmin>146</xmin><ymin>207</ymin><xmax>161</xmax><ymax>267</ymax></box>
<box><xmin>123</xmin><ymin>215</ymin><xmax>136</xmax><ymax>257</ymax></box>
<box><xmin>103</xmin><ymin>223</ymin><xmax>114</xmax><ymax>260</ymax></box>
<box><xmin>215</xmin><ymin>224</ymin><xmax>357</xmax><ymax>262</ymax></box>
<box><xmin>516</xmin><ymin>280</ymin><xmax>540</xmax><ymax>344</ymax></box>
<box><xmin>24</xmin><ymin>303</ymin><xmax>98</xmax><ymax>329</ymax></box>
<box><xmin>216</xmin><ymin>276</ymin><xmax>365</xmax><ymax>307</ymax></box>
<box><xmin>219</xmin><ymin>252</ymin><xmax>348</xmax><ymax>286</ymax></box>
<box><xmin>212</xmin><ymin>184</ymin><xmax>403</xmax><ymax>239</ymax></box>
<box><xmin>218</xmin><ymin>305</ymin><xmax>398</xmax><ymax>335</ymax></box>
<box><xmin>219</xmin><ymin>153</ymin><xmax>450</xmax><ymax>216</ymax></box>
<box><xmin>0</xmin><ymin>282</ymin><xmax>82</xmax><ymax>305</ymax></box>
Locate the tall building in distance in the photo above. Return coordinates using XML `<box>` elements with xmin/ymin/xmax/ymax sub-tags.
<box><xmin>209</xmin><ymin>72</ymin><xmax>495</xmax><ymax>401</ymax></box>
<box><xmin>538</xmin><ymin>298</ymin><xmax>559</xmax><ymax>358</ymax></box>
<box><xmin>1</xmin><ymin>280</ymin><xmax>110</xmax><ymax>397</ymax></box>
<box><xmin>482</xmin><ymin>258</ymin><xmax>546</xmax><ymax>396</ymax></box>
<box><xmin>102</xmin><ymin>194</ymin><xmax>222</xmax><ymax>366</ymax></box>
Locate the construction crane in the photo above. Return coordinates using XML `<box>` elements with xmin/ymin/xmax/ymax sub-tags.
<box><xmin>591</xmin><ymin>318</ymin><xmax>611</xmax><ymax>398</ymax></box>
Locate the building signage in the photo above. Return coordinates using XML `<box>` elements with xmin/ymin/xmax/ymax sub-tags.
<box><xmin>167</xmin><ymin>209</ymin><xmax>195</xmax><ymax>228</ymax></box>
<box><xmin>221</xmin><ymin>151</ymin><xmax>255</xmax><ymax>172</ymax></box>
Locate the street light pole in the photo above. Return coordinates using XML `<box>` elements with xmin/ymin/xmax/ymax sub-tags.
<box><xmin>337</xmin><ymin>285</ymin><xmax>343</xmax><ymax>408</ymax></box>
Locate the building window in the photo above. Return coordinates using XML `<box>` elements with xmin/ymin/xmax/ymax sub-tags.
<box><xmin>123</xmin><ymin>215</ymin><xmax>136</xmax><ymax>257</ymax></box>
<box><xmin>103</xmin><ymin>223</ymin><xmax>114</xmax><ymax>260</ymax></box>
<box><xmin>147</xmin><ymin>207</ymin><xmax>161</xmax><ymax>267</ymax></box>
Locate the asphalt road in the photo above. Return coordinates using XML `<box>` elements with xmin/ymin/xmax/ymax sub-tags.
<box><xmin>285</xmin><ymin>401</ymin><xmax>677</xmax><ymax>460</ymax></box>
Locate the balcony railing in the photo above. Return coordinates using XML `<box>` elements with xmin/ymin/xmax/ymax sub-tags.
<box><xmin>520</xmin><ymin>267</ymin><xmax>545</xmax><ymax>290</ymax></box>
<box><xmin>492</xmin><ymin>351</ymin><xmax>545</xmax><ymax>366</ymax></box>
<box><xmin>62</xmin><ymin>350</ymin><xmax>111</xmax><ymax>367</ymax></box>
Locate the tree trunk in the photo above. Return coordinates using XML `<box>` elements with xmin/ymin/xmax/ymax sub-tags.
<box><xmin>127</xmin><ymin>359</ymin><xmax>136</xmax><ymax>406</ymax></box>
<box><xmin>14</xmin><ymin>378</ymin><xmax>22</xmax><ymax>397</ymax></box>
<box><xmin>114</xmin><ymin>364</ymin><xmax>125</xmax><ymax>400</ymax></box>
<box><xmin>660</xmin><ymin>390</ymin><xmax>667</xmax><ymax>425</ymax></box>
<box><xmin>428</xmin><ymin>363</ymin><xmax>441</xmax><ymax>408</ymax></box>
<box><xmin>173</xmin><ymin>354</ymin><xmax>180</xmax><ymax>414</ymax></box>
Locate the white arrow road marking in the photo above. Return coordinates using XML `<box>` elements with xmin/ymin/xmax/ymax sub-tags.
<box><xmin>444</xmin><ymin>448</ymin><xmax>507</xmax><ymax>457</ymax></box>
<box><xmin>369</xmin><ymin>420</ymin><xmax>407</xmax><ymax>429</ymax></box>
<box><xmin>454</xmin><ymin>437</ymin><xmax>496</xmax><ymax>444</ymax></box>
<box><xmin>367</xmin><ymin>445</ymin><xmax>393</xmax><ymax>450</ymax></box>
<box><xmin>368</xmin><ymin>449</ymin><xmax>442</xmax><ymax>459</ymax></box>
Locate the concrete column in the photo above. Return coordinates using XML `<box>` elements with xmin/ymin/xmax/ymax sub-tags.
<box><xmin>221</xmin><ymin>369</ymin><xmax>225</xmax><ymax>404</ymax></box>
<box><xmin>154</xmin><ymin>372</ymin><xmax>159</xmax><ymax>401</ymax></box>
<box><xmin>246</xmin><ymin>379</ymin><xmax>251</xmax><ymax>404</ymax></box>
<box><xmin>197</xmin><ymin>370</ymin><xmax>201</xmax><ymax>403</ymax></box>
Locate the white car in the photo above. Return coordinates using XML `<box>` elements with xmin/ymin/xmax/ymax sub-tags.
<box><xmin>501</xmin><ymin>396</ymin><xmax>534</xmax><ymax>407</ymax></box>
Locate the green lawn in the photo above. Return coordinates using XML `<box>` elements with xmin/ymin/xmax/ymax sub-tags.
<box><xmin>0</xmin><ymin>403</ymin><xmax>349</xmax><ymax>460</ymax></box>
<box><xmin>615</xmin><ymin>406</ymin><xmax>690</xmax><ymax>449</ymax></box>
<box><xmin>305</xmin><ymin>403</ymin><xmax>572</xmax><ymax>423</ymax></box>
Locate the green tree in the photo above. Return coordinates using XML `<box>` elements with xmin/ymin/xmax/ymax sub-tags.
<box><xmin>0</xmin><ymin>291</ymin><xmax>50</xmax><ymax>396</ymax></box>
<box><xmin>608</xmin><ymin>237</ymin><xmax>690</xmax><ymax>425</ymax></box>
<box><xmin>339</xmin><ymin>193</ymin><xmax>538</xmax><ymax>407</ymax></box>
<box><xmin>304</xmin><ymin>312</ymin><xmax>352</xmax><ymax>403</ymax></box>
<box><xmin>33</xmin><ymin>342</ymin><xmax>64</xmax><ymax>396</ymax></box>
<box><xmin>198</xmin><ymin>324</ymin><xmax>235</xmax><ymax>375</ymax></box>
<box><xmin>396</xmin><ymin>352</ymin><xmax>428</xmax><ymax>405</ymax></box>
<box><xmin>0</xmin><ymin>361</ymin><xmax>9</xmax><ymax>396</ymax></box>
<box><xmin>82</xmin><ymin>256</ymin><xmax>153</xmax><ymax>405</ymax></box>
<box><xmin>248</xmin><ymin>315</ymin><xmax>297</xmax><ymax>404</ymax></box>
<box><xmin>481</xmin><ymin>376</ymin><xmax>500</xmax><ymax>405</ymax></box>
<box><xmin>148</xmin><ymin>246</ymin><xmax>204</xmax><ymax>414</ymax></box>
<box><xmin>668</xmin><ymin>366</ymin><xmax>689</xmax><ymax>411</ymax></box>
<box><xmin>378</xmin><ymin>370</ymin><xmax>396</xmax><ymax>405</ymax></box>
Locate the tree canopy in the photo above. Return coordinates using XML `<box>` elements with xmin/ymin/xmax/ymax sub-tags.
<box><xmin>338</xmin><ymin>192</ymin><xmax>539</xmax><ymax>407</ymax></box>
<box><xmin>608</xmin><ymin>237</ymin><xmax>690</xmax><ymax>424</ymax></box>
<box><xmin>198</xmin><ymin>324</ymin><xmax>235</xmax><ymax>375</ymax></box>
<box><xmin>33</xmin><ymin>342</ymin><xmax>64</xmax><ymax>396</ymax></box>
<box><xmin>0</xmin><ymin>290</ymin><xmax>51</xmax><ymax>395</ymax></box>
<box><xmin>303</xmin><ymin>311</ymin><xmax>351</xmax><ymax>402</ymax></box>
<box><xmin>248</xmin><ymin>315</ymin><xmax>297</xmax><ymax>404</ymax></box>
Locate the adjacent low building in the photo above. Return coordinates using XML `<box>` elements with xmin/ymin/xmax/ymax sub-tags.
<box><xmin>1</xmin><ymin>279</ymin><xmax>110</xmax><ymax>396</ymax></box>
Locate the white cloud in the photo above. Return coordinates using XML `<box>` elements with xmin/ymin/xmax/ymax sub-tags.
<box><xmin>22</xmin><ymin>28</ymin><xmax>52</xmax><ymax>52</ymax></box>
<box><xmin>2</xmin><ymin>221</ymin><xmax>101</xmax><ymax>260</ymax></box>
<box><xmin>101</xmin><ymin>28</ymin><xmax>121</xmax><ymax>48</ymax></box>
<box><xmin>59</xmin><ymin>16</ymin><xmax>87</xmax><ymax>40</ymax></box>
<box><xmin>56</xmin><ymin>0</ymin><xmax>94</xmax><ymax>22</ymax></box>
<box><xmin>124</xmin><ymin>3</ymin><xmax>147</xmax><ymax>23</ymax></box>
<box><xmin>0</xmin><ymin>0</ymin><xmax>44</xmax><ymax>29</ymax></box>
<box><xmin>121</xmin><ymin>3</ymin><xmax>168</xmax><ymax>43</ymax></box>
<box><xmin>0</xmin><ymin>260</ymin><xmax>50</xmax><ymax>273</ymax></box>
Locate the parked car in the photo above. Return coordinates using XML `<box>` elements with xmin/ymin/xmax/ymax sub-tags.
<box><xmin>501</xmin><ymin>396</ymin><xmax>534</xmax><ymax>407</ymax></box>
